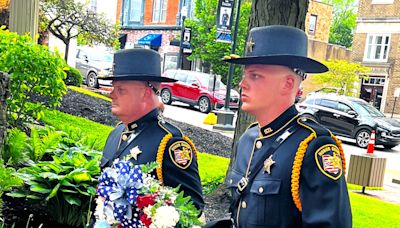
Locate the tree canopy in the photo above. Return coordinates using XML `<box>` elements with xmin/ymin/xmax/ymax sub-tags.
<box><xmin>40</xmin><ymin>0</ymin><xmax>119</xmax><ymax>60</ymax></box>
<box><xmin>312</xmin><ymin>60</ymin><xmax>370</xmax><ymax>96</ymax></box>
<box><xmin>322</xmin><ymin>0</ymin><xmax>357</xmax><ymax>48</ymax></box>
<box><xmin>184</xmin><ymin>0</ymin><xmax>251</xmax><ymax>87</ymax></box>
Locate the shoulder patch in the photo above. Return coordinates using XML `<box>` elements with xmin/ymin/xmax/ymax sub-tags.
<box><xmin>168</xmin><ymin>140</ymin><xmax>193</xmax><ymax>169</ymax></box>
<box><xmin>315</xmin><ymin>144</ymin><xmax>343</xmax><ymax>180</ymax></box>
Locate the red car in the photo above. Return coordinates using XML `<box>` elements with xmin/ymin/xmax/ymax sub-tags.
<box><xmin>160</xmin><ymin>69</ymin><xmax>240</xmax><ymax>113</ymax></box>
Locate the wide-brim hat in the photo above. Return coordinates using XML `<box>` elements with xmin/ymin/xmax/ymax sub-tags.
<box><xmin>101</xmin><ymin>48</ymin><xmax>176</xmax><ymax>82</ymax></box>
<box><xmin>223</xmin><ymin>25</ymin><xmax>328</xmax><ymax>73</ymax></box>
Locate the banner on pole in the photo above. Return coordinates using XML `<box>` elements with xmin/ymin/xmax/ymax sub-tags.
<box><xmin>216</xmin><ymin>0</ymin><xmax>234</xmax><ymax>43</ymax></box>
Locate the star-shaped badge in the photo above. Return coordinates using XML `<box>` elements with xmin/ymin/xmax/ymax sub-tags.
<box><xmin>263</xmin><ymin>155</ymin><xmax>276</xmax><ymax>174</ymax></box>
<box><xmin>128</xmin><ymin>146</ymin><xmax>142</xmax><ymax>160</ymax></box>
<box><xmin>246</xmin><ymin>37</ymin><xmax>255</xmax><ymax>53</ymax></box>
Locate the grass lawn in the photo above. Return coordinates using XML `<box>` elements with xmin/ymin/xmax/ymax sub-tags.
<box><xmin>42</xmin><ymin>98</ymin><xmax>400</xmax><ymax>227</ymax></box>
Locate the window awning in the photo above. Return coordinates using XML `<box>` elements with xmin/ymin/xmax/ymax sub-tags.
<box><xmin>138</xmin><ymin>34</ymin><xmax>162</xmax><ymax>46</ymax></box>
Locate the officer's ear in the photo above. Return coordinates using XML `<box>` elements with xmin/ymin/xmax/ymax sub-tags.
<box><xmin>282</xmin><ymin>74</ymin><xmax>297</xmax><ymax>96</ymax></box>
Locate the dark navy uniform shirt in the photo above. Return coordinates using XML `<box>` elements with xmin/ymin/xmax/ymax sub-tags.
<box><xmin>100</xmin><ymin>109</ymin><xmax>204</xmax><ymax>210</ymax></box>
<box><xmin>228</xmin><ymin>105</ymin><xmax>352</xmax><ymax>228</ymax></box>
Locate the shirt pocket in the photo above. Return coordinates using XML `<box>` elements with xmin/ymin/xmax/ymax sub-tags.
<box><xmin>248</xmin><ymin>178</ymin><xmax>281</xmax><ymax>226</ymax></box>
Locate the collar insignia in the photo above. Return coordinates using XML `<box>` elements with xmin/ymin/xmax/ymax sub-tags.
<box><xmin>128</xmin><ymin>123</ymin><xmax>138</xmax><ymax>131</ymax></box>
<box><xmin>246</xmin><ymin>37</ymin><xmax>255</xmax><ymax>53</ymax></box>
<box><xmin>263</xmin><ymin>155</ymin><xmax>276</xmax><ymax>174</ymax></box>
<box><xmin>263</xmin><ymin>127</ymin><xmax>273</xmax><ymax>135</ymax></box>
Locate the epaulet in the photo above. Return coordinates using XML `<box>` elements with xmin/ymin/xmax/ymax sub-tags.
<box><xmin>297</xmin><ymin>116</ymin><xmax>331</xmax><ymax>137</ymax></box>
<box><xmin>155</xmin><ymin>121</ymin><xmax>198</xmax><ymax>184</ymax></box>
<box><xmin>291</xmin><ymin>115</ymin><xmax>346</xmax><ymax>213</ymax></box>
<box><xmin>246</xmin><ymin>122</ymin><xmax>259</xmax><ymax>131</ymax></box>
<box><xmin>157</xmin><ymin>121</ymin><xmax>183</xmax><ymax>137</ymax></box>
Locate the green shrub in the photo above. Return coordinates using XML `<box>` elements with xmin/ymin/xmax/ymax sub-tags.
<box><xmin>64</xmin><ymin>67</ymin><xmax>82</xmax><ymax>86</ymax></box>
<box><xmin>0</xmin><ymin>162</ymin><xmax>24</xmax><ymax>217</ymax></box>
<box><xmin>0</xmin><ymin>27</ymin><xmax>67</xmax><ymax>129</ymax></box>
<box><xmin>3</xmin><ymin>128</ymin><xmax>29</xmax><ymax>166</ymax></box>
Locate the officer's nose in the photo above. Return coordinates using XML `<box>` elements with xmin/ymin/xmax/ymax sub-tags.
<box><xmin>239</xmin><ymin>77</ymin><xmax>248</xmax><ymax>90</ymax></box>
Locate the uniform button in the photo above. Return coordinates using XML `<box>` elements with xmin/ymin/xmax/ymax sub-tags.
<box><xmin>256</xmin><ymin>141</ymin><xmax>262</xmax><ymax>149</ymax></box>
<box><xmin>258</xmin><ymin>187</ymin><xmax>264</xmax><ymax>193</ymax></box>
<box><xmin>229</xmin><ymin>179</ymin><xmax>233</xmax><ymax>184</ymax></box>
<box><xmin>241</xmin><ymin>201</ymin><xmax>247</xmax><ymax>209</ymax></box>
<box><xmin>122</xmin><ymin>134</ymin><xmax>128</xmax><ymax>141</ymax></box>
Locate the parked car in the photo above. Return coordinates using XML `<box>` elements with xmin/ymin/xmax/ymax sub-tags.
<box><xmin>75</xmin><ymin>47</ymin><xmax>113</xmax><ymax>88</ymax></box>
<box><xmin>297</xmin><ymin>94</ymin><xmax>400</xmax><ymax>149</ymax></box>
<box><xmin>160</xmin><ymin>69</ymin><xmax>240</xmax><ymax>113</ymax></box>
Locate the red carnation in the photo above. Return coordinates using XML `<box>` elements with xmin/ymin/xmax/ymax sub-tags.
<box><xmin>136</xmin><ymin>194</ymin><xmax>156</xmax><ymax>209</ymax></box>
<box><xmin>140</xmin><ymin>213</ymin><xmax>152</xmax><ymax>227</ymax></box>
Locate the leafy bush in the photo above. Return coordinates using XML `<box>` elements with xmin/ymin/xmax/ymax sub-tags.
<box><xmin>0</xmin><ymin>162</ymin><xmax>24</xmax><ymax>217</ymax></box>
<box><xmin>8</xmin><ymin>147</ymin><xmax>101</xmax><ymax>227</ymax></box>
<box><xmin>64</xmin><ymin>67</ymin><xmax>82</xmax><ymax>86</ymax></box>
<box><xmin>0</xmin><ymin>27</ymin><xmax>67</xmax><ymax>129</ymax></box>
<box><xmin>3</xmin><ymin>128</ymin><xmax>29</xmax><ymax>166</ymax></box>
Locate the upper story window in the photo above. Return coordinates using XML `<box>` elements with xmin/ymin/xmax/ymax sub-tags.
<box><xmin>371</xmin><ymin>0</ymin><xmax>394</xmax><ymax>4</ymax></box>
<box><xmin>122</xmin><ymin>0</ymin><xmax>144</xmax><ymax>26</ymax></box>
<box><xmin>363</xmin><ymin>34</ymin><xmax>390</xmax><ymax>62</ymax></box>
<box><xmin>308</xmin><ymin>15</ymin><xmax>317</xmax><ymax>35</ymax></box>
<box><xmin>152</xmin><ymin>0</ymin><xmax>168</xmax><ymax>22</ymax></box>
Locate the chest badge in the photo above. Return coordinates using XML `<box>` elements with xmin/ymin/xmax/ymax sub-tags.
<box><xmin>263</xmin><ymin>155</ymin><xmax>276</xmax><ymax>174</ymax></box>
<box><xmin>126</xmin><ymin>146</ymin><xmax>142</xmax><ymax>161</ymax></box>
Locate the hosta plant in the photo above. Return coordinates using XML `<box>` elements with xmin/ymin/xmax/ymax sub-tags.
<box><xmin>8</xmin><ymin>147</ymin><xmax>102</xmax><ymax>227</ymax></box>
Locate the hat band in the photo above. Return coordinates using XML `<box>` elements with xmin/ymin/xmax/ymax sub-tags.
<box><xmin>293</xmin><ymin>68</ymin><xmax>307</xmax><ymax>80</ymax></box>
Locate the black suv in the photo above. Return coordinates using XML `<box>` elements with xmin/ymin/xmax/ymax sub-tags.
<box><xmin>298</xmin><ymin>94</ymin><xmax>400</xmax><ymax>149</ymax></box>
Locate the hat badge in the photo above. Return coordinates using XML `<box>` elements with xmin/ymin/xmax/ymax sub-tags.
<box><xmin>246</xmin><ymin>37</ymin><xmax>255</xmax><ymax>53</ymax></box>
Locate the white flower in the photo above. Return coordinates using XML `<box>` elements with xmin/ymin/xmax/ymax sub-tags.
<box><xmin>94</xmin><ymin>197</ymin><xmax>106</xmax><ymax>220</ymax></box>
<box><xmin>152</xmin><ymin>205</ymin><xmax>180</xmax><ymax>228</ymax></box>
<box><xmin>143</xmin><ymin>206</ymin><xmax>152</xmax><ymax>216</ymax></box>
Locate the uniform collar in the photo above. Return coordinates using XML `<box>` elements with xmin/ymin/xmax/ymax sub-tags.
<box><xmin>126</xmin><ymin>108</ymin><xmax>159</xmax><ymax>131</ymax></box>
<box><xmin>259</xmin><ymin>105</ymin><xmax>298</xmax><ymax>137</ymax></box>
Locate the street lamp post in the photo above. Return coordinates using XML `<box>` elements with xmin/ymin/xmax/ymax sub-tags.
<box><xmin>213</xmin><ymin>0</ymin><xmax>242</xmax><ymax>131</ymax></box>
<box><xmin>177</xmin><ymin>6</ymin><xmax>188</xmax><ymax>69</ymax></box>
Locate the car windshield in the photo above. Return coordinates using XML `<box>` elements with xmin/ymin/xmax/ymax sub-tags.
<box><xmin>90</xmin><ymin>52</ymin><xmax>113</xmax><ymax>62</ymax></box>
<box><xmin>194</xmin><ymin>72</ymin><xmax>223</xmax><ymax>91</ymax></box>
<box><xmin>351</xmin><ymin>100</ymin><xmax>385</xmax><ymax>117</ymax></box>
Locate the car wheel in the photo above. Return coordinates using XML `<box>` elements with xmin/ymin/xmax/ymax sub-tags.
<box><xmin>87</xmin><ymin>72</ymin><xmax>99</xmax><ymax>88</ymax></box>
<box><xmin>198</xmin><ymin>96</ymin><xmax>211</xmax><ymax>113</ymax></box>
<box><xmin>161</xmin><ymin>89</ymin><xmax>172</xmax><ymax>105</ymax></box>
<box><xmin>355</xmin><ymin>129</ymin><xmax>371</xmax><ymax>148</ymax></box>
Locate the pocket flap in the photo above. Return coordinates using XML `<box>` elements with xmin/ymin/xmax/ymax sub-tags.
<box><xmin>250</xmin><ymin>178</ymin><xmax>281</xmax><ymax>195</ymax></box>
<box><xmin>226</xmin><ymin>170</ymin><xmax>244</xmax><ymax>188</ymax></box>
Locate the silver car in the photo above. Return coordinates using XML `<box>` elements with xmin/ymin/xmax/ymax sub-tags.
<box><xmin>75</xmin><ymin>47</ymin><xmax>113</xmax><ymax>88</ymax></box>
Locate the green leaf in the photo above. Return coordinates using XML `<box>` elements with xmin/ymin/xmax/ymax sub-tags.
<box><xmin>64</xmin><ymin>194</ymin><xmax>82</xmax><ymax>206</ymax></box>
<box><xmin>30</xmin><ymin>183</ymin><xmax>52</xmax><ymax>194</ymax></box>
<box><xmin>46</xmin><ymin>183</ymin><xmax>60</xmax><ymax>200</ymax></box>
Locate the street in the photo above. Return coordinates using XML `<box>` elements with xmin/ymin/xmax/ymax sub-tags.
<box><xmin>163</xmin><ymin>102</ymin><xmax>400</xmax><ymax>187</ymax></box>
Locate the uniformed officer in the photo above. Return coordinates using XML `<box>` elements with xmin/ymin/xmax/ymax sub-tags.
<box><xmin>223</xmin><ymin>26</ymin><xmax>352</xmax><ymax>227</ymax></box>
<box><xmin>99</xmin><ymin>48</ymin><xmax>204</xmax><ymax>211</ymax></box>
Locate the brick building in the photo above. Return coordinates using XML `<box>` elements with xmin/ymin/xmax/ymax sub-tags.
<box><xmin>352</xmin><ymin>0</ymin><xmax>400</xmax><ymax>113</ymax></box>
<box><xmin>117</xmin><ymin>0</ymin><xmax>343</xmax><ymax>72</ymax></box>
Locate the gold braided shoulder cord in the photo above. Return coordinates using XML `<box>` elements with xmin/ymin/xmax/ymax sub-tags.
<box><xmin>331</xmin><ymin>135</ymin><xmax>346</xmax><ymax>175</ymax></box>
<box><xmin>156</xmin><ymin>133</ymin><xmax>173</xmax><ymax>184</ymax></box>
<box><xmin>291</xmin><ymin>133</ymin><xmax>316</xmax><ymax>212</ymax></box>
<box><xmin>184</xmin><ymin>136</ymin><xmax>198</xmax><ymax>160</ymax></box>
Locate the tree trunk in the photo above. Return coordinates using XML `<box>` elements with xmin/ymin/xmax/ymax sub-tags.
<box><xmin>0</xmin><ymin>72</ymin><xmax>10</xmax><ymax>154</ymax></box>
<box><xmin>64</xmin><ymin>41</ymin><xmax>70</xmax><ymax>62</ymax></box>
<box><xmin>226</xmin><ymin>0</ymin><xmax>309</xmax><ymax>179</ymax></box>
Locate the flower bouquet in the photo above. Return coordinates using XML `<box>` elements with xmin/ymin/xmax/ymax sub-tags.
<box><xmin>93</xmin><ymin>160</ymin><xmax>203</xmax><ymax>228</ymax></box>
